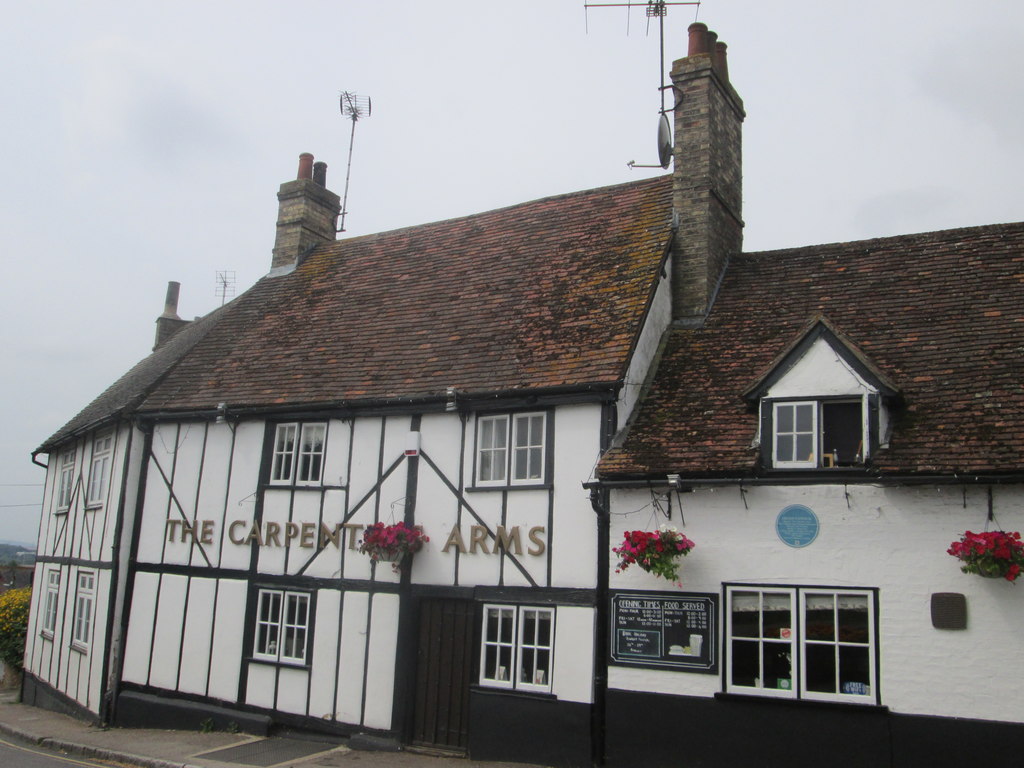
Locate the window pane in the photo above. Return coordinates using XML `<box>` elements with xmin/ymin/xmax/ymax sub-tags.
<box><xmin>731</xmin><ymin>592</ymin><xmax>760</xmax><ymax>638</ymax></box>
<box><xmin>536</xmin><ymin>649</ymin><xmax>550</xmax><ymax>684</ymax></box>
<box><xmin>776</xmin><ymin>435</ymin><xmax>794</xmax><ymax>462</ymax></box>
<box><xmin>537</xmin><ymin>614</ymin><xmax>552</xmax><ymax>645</ymax></box>
<box><xmin>805</xmin><ymin>593</ymin><xmax>836</xmax><ymax>641</ymax></box>
<box><xmin>499</xmin><ymin>611</ymin><xmax>514</xmax><ymax>643</ymax></box>
<box><xmin>528</xmin><ymin>447</ymin><xmax>542</xmax><ymax>479</ymax></box>
<box><xmin>520</xmin><ymin>647</ymin><xmax>536</xmax><ymax>683</ymax></box>
<box><xmin>731</xmin><ymin>639</ymin><xmax>759</xmax><ymax>687</ymax></box>
<box><xmin>514</xmin><ymin>420</ymin><xmax>529</xmax><ymax>448</ymax></box>
<box><xmin>486</xmin><ymin>607</ymin><xmax>500</xmax><ymax>642</ymax></box>
<box><xmin>822</xmin><ymin>401</ymin><xmax>863</xmax><ymax>465</ymax></box>
<box><xmin>838</xmin><ymin>595</ymin><xmax>870</xmax><ymax>643</ymax></box>
<box><xmin>777</xmin><ymin>405</ymin><xmax>794</xmax><ymax>432</ymax></box>
<box><xmin>492</xmin><ymin>419</ymin><xmax>507</xmax><ymax>447</ymax></box>
<box><xmin>839</xmin><ymin>645</ymin><xmax>871</xmax><ymax>695</ymax></box>
<box><xmin>805</xmin><ymin>643</ymin><xmax>837</xmax><ymax>693</ymax></box>
<box><xmin>795</xmin><ymin>404</ymin><xmax>814</xmax><ymax>432</ymax></box>
<box><xmin>522</xmin><ymin>611</ymin><xmax>536</xmax><ymax>642</ymax></box>
<box><xmin>795</xmin><ymin>434</ymin><xmax>814</xmax><ymax>462</ymax></box>
<box><xmin>762</xmin><ymin>642</ymin><xmax>793</xmax><ymax>691</ymax></box>
<box><xmin>762</xmin><ymin>594</ymin><xmax>791</xmax><ymax>639</ymax></box>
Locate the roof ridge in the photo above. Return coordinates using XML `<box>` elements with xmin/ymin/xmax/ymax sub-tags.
<box><xmin>743</xmin><ymin>219</ymin><xmax>1024</xmax><ymax>258</ymax></box>
<box><xmin>329</xmin><ymin>175</ymin><xmax>672</xmax><ymax>247</ymax></box>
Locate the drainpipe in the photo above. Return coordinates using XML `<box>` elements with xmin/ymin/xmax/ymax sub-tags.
<box><xmin>589</xmin><ymin>485</ymin><xmax>610</xmax><ymax>767</ymax></box>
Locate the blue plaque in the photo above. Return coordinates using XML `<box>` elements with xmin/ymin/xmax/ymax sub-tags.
<box><xmin>775</xmin><ymin>504</ymin><xmax>819</xmax><ymax>548</ymax></box>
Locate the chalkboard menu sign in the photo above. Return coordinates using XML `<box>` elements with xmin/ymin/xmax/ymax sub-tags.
<box><xmin>609</xmin><ymin>591</ymin><xmax>717</xmax><ymax>673</ymax></box>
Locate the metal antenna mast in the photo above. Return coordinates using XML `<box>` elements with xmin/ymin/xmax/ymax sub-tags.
<box><xmin>215</xmin><ymin>270</ymin><xmax>236</xmax><ymax>306</ymax></box>
<box><xmin>583</xmin><ymin>1</ymin><xmax>701</xmax><ymax>169</ymax></box>
<box><xmin>338</xmin><ymin>91</ymin><xmax>372</xmax><ymax>233</ymax></box>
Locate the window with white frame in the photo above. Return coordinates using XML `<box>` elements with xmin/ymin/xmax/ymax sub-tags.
<box><xmin>56</xmin><ymin>447</ymin><xmax>76</xmax><ymax>511</ymax></box>
<box><xmin>42</xmin><ymin>569</ymin><xmax>61</xmax><ymax>636</ymax></box>
<box><xmin>72</xmin><ymin>571</ymin><xmax>95</xmax><ymax>649</ymax></box>
<box><xmin>725</xmin><ymin>585</ymin><xmax>877</xmax><ymax>703</ymax></box>
<box><xmin>253</xmin><ymin>589</ymin><xmax>310</xmax><ymax>665</ymax></box>
<box><xmin>86</xmin><ymin>432</ymin><xmax>113</xmax><ymax>507</ymax></box>
<box><xmin>476</xmin><ymin>412</ymin><xmax>548</xmax><ymax>486</ymax></box>
<box><xmin>771</xmin><ymin>399</ymin><xmax>865</xmax><ymax>469</ymax></box>
<box><xmin>270</xmin><ymin>423</ymin><xmax>326</xmax><ymax>485</ymax></box>
<box><xmin>480</xmin><ymin>605</ymin><xmax>554</xmax><ymax>692</ymax></box>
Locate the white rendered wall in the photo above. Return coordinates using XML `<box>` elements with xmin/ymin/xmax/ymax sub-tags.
<box><xmin>766</xmin><ymin>337</ymin><xmax>872</xmax><ymax>398</ymax></box>
<box><xmin>550</xmin><ymin>404</ymin><xmax>602</xmax><ymax>589</ymax></box>
<box><xmin>617</xmin><ymin>262</ymin><xmax>672</xmax><ymax>433</ymax></box>
<box><xmin>552</xmin><ymin>606</ymin><xmax>596</xmax><ymax>703</ymax></box>
<box><xmin>607</xmin><ymin>482</ymin><xmax>1024</xmax><ymax>724</ymax></box>
<box><xmin>363</xmin><ymin>592</ymin><xmax>399</xmax><ymax>730</ymax></box>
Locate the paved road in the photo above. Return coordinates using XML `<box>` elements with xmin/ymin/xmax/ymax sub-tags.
<box><xmin>1</xmin><ymin>737</ymin><xmax>120</xmax><ymax>767</ymax></box>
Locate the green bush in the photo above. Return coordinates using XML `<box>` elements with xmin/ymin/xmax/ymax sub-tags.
<box><xmin>0</xmin><ymin>587</ymin><xmax>31</xmax><ymax>670</ymax></box>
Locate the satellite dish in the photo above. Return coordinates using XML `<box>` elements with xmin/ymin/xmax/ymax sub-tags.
<box><xmin>657</xmin><ymin>113</ymin><xmax>673</xmax><ymax>169</ymax></box>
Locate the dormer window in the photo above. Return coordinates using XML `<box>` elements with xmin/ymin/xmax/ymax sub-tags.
<box><xmin>771</xmin><ymin>398</ymin><xmax>865</xmax><ymax>469</ymax></box>
<box><xmin>744</xmin><ymin>319</ymin><xmax>901</xmax><ymax>473</ymax></box>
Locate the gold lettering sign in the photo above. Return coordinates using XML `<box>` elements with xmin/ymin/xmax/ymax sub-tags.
<box><xmin>440</xmin><ymin>525</ymin><xmax>546</xmax><ymax>556</ymax></box>
<box><xmin>167</xmin><ymin>519</ymin><xmax>546</xmax><ymax>556</ymax></box>
<box><xmin>167</xmin><ymin>519</ymin><xmax>363</xmax><ymax>549</ymax></box>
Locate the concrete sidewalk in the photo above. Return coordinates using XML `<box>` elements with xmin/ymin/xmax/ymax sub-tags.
<box><xmin>0</xmin><ymin>690</ymin><xmax>545</xmax><ymax>768</ymax></box>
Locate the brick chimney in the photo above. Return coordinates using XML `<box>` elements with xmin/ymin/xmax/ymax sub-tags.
<box><xmin>671</xmin><ymin>23</ymin><xmax>745</xmax><ymax>325</ymax></box>
<box><xmin>154</xmin><ymin>281</ymin><xmax>189</xmax><ymax>350</ymax></box>
<box><xmin>271</xmin><ymin>153</ymin><xmax>341</xmax><ymax>269</ymax></box>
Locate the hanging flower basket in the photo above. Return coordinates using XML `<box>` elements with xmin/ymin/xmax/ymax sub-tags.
<box><xmin>358</xmin><ymin>522</ymin><xmax>429</xmax><ymax>572</ymax></box>
<box><xmin>613</xmin><ymin>525</ymin><xmax>695</xmax><ymax>585</ymax></box>
<box><xmin>947</xmin><ymin>530</ymin><xmax>1024</xmax><ymax>583</ymax></box>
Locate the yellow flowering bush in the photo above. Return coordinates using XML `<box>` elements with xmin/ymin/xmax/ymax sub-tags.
<box><xmin>0</xmin><ymin>587</ymin><xmax>31</xmax><ymax>670</ymax></box>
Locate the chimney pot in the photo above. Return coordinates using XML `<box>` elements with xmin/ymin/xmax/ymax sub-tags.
<box><xmin>161</xmin><ymin>281</ymin><xmax>181</xmax><ymax>319</ymax></box>
<box><xmin>313</xmin><ymin>161</ymin><xmax>327</xmax><ymax>187</ymax></box>
<box><xmin>687</xmin><ymin>22</ymin><xmax>710</xmax><ymax>56</ymax></box>
<box><xmin>154</xmin><ymin>280</ymin><xmax>189</xmax><ymax>350</ymax></box>
<box><xmin>714</xmin><ymin>41</ymin><xmax>729</xmax><ymax>81</ymax></box>
<box><xmin>706</xmin><ymin>30</ymin><xmax>718</xmax><ymax>55</ymax></box>
<box><xmin>297</xmin><ymin>153</ymin><xmax>314</xmax><ymax>180</ymax></box>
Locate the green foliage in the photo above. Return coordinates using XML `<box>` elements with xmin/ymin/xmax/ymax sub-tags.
<box><xmin>0</xmin><ymin>587</ymin><xmax>31</xmax><ymax>670</ymax></box>
<box><xmin>199</xmin><ymin>718</ymin><xmax>215</xmax><ymax>733</ymax></box>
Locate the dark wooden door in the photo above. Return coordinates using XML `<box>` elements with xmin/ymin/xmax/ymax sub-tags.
<box><xmin>412</xmin><ymin>598</ymin><xmax>475</xmax><ymax>752</ymax></box>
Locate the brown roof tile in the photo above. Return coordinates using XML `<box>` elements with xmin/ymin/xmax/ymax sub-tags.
<box><xmin>600</xmin><ymin>222</ymin><xmax>1024</xmax><ymax>478</ymax></box>
<box><xmin>138</xmin><ymin>176</ymin><xmax>673</xmax><ymax>412</ymax></box>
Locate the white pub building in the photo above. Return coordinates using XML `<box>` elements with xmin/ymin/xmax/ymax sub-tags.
<box><xmin>23</xmin><ymin>24</ymin><xmax>1024</xmax><ymax>768</ymax></box>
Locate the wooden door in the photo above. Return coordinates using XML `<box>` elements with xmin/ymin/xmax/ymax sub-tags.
<box><xmin>412</xmin><ymin>598</ymin><xmax>475</xmax><ymax>752</ymax></box>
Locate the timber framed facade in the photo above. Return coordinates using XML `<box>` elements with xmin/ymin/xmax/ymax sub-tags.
<box><xmin>23</xmin><ymin>21</ymin><xmax>1024</xmax><ymax>768</ymax></box>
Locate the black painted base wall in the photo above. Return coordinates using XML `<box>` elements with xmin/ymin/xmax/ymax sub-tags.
<box><xmin>469</xmin><ymin>688</ymin><xmax>591</xmax><ymax>768</ymax></box>
<box><xmin>605</xmin><ymin>689</ymin><xmax>1024</xmax><ymax>768</ymax></box>
<box><xmin>21</xmin><ymin>673</ymin><xmax>100</xmax><ymax>724</ymax></box>
<box><xmin>115</xmin><ymin>690</ymin><xmax>271</xmax><ymax>735</ymax></box>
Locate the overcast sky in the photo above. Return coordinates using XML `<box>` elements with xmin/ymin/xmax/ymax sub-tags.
<box><xmin>1</xmin><ymin>1</ymin><xmax>1022</xmax><ymax>546</ymax></box>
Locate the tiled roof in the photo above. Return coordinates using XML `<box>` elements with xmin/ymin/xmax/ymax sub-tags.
<box><xmin>124</xmin><ymin>176</ymin><xmax>672</xmax><ymax>412</ymax></box>
<box><xmin>38</xmin><ymin>309</ymin><xmax>226</xmax><ymax>451</ymax></box>
<box><xmin>600</xmin><ymin>222</ymin><xmax>1024</xmax><ymax>478</ymax></box>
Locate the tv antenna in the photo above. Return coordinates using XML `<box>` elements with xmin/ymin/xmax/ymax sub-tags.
<box><xmin>215</xmin><ymin>270</ymin><xmax>236</xmax><ymax>306</ymax></box>
<box><xmin>338</xmin><ymin>91</ymin><xmax>372</xmax><ymax>233</ymax></box>
<box><xmin>583</xmin><ymin>1</ymin><xmax>701</xmax><ymax>169</ymax></box>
